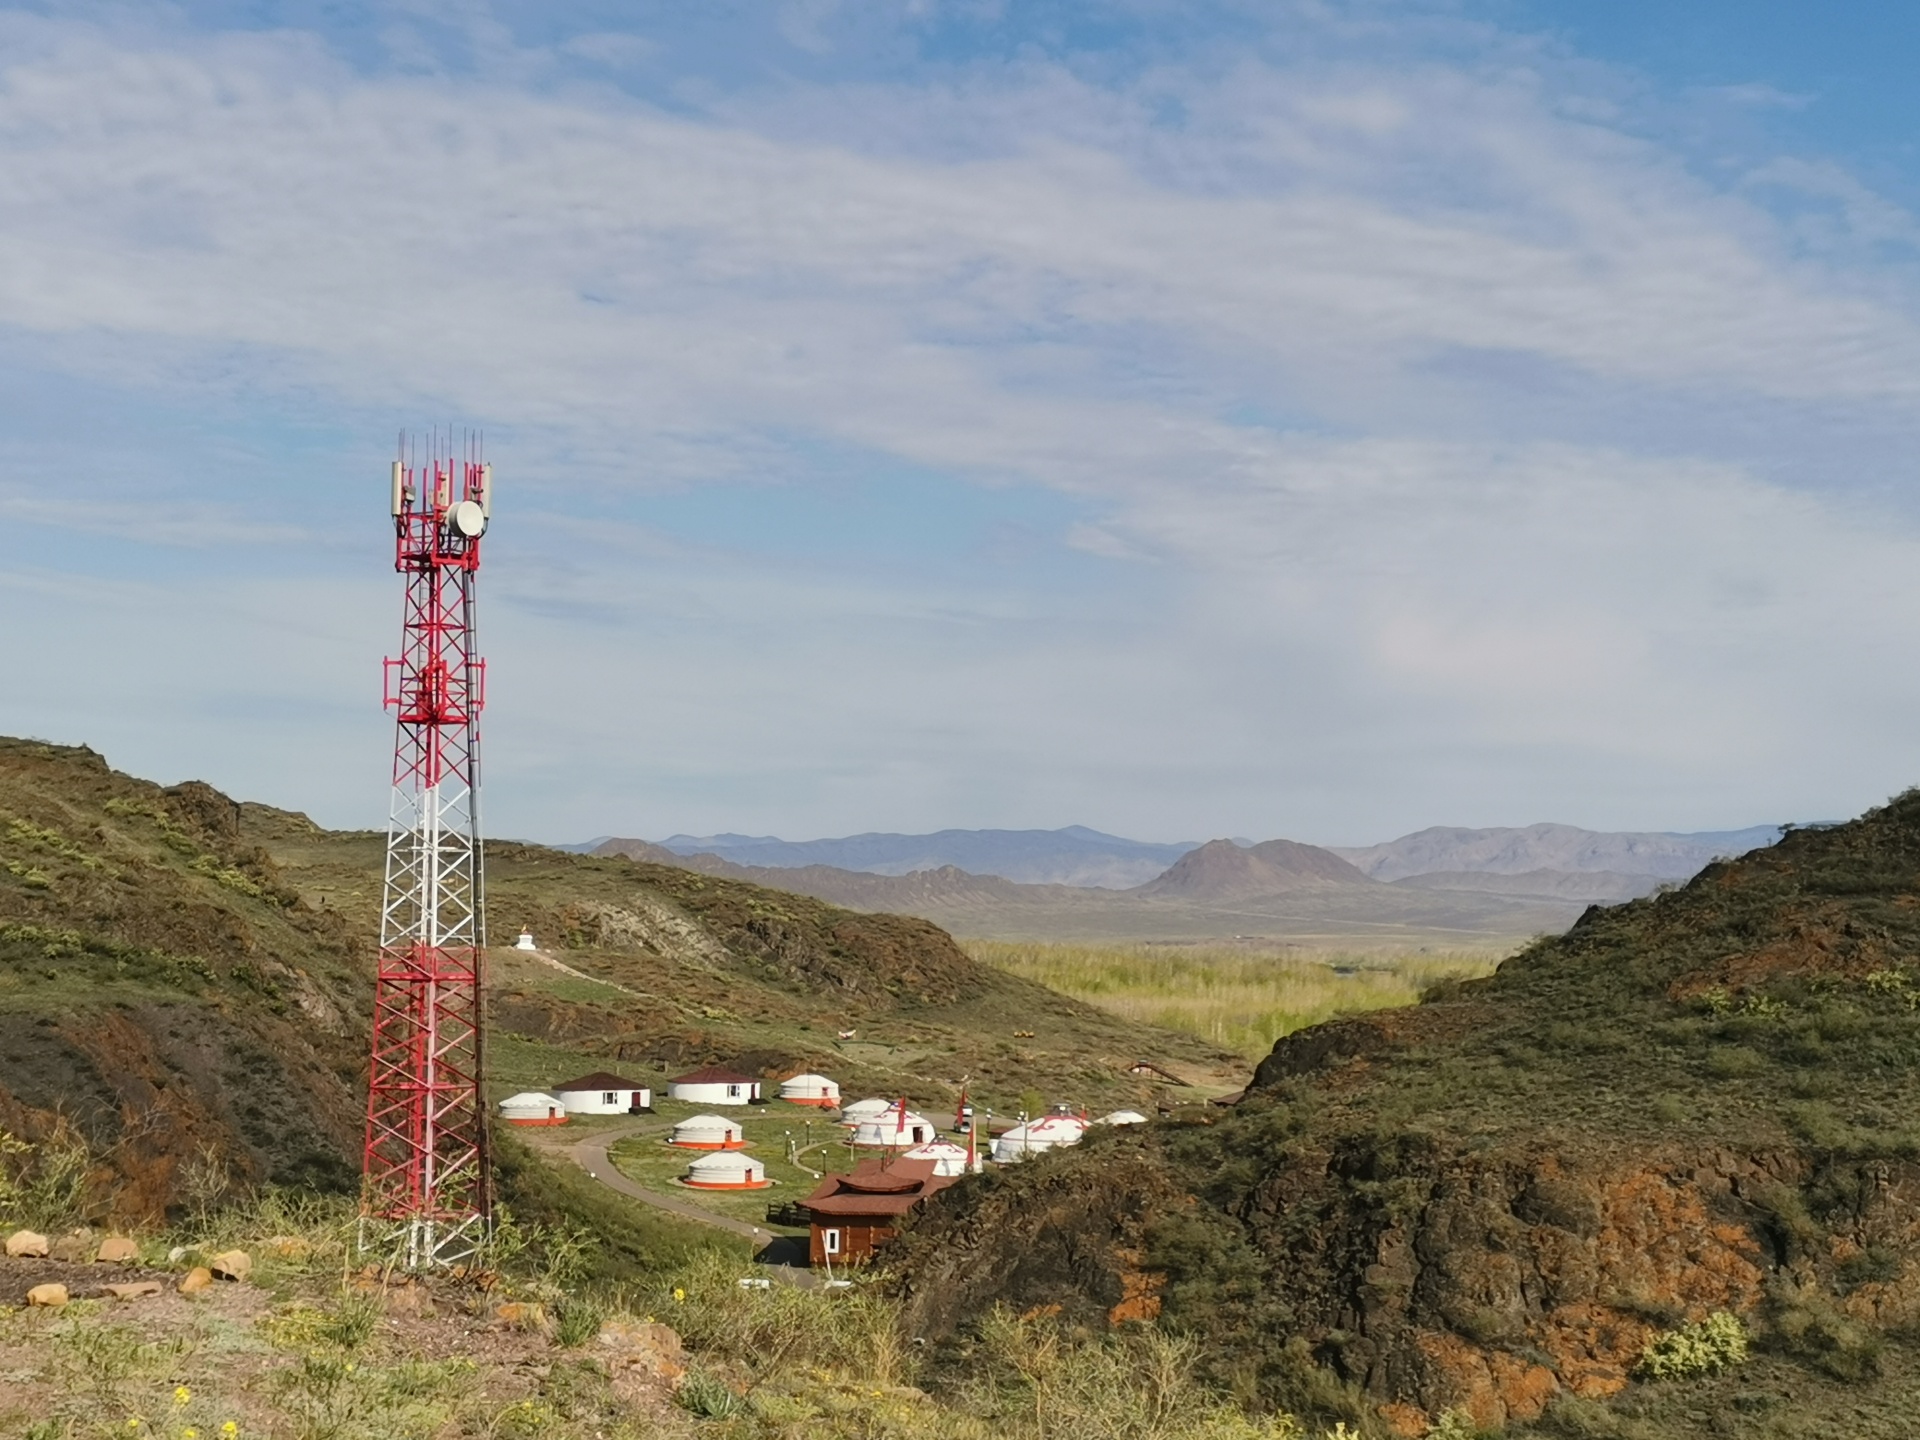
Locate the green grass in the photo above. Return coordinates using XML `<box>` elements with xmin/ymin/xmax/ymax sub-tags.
<box><xmin>493</xmin><ymin>1131</ymin><xmax>745</xmax><ymax>1280</ymax></box>
<box><xmin>604</xmin><ymin>1099</ymin><xmax>866</xmax><ymax>1230</ymax></box>
<box><xmin>965</xmin><ymin>940</ymin><xmax>1504</xmax><ymax>1061</ymax></box>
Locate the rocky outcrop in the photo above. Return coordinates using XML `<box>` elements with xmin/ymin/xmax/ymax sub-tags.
<box><xmin>887</xmin><ymin>791</ymin><xmax>1920</xmax><ymax>1431</ymax></box>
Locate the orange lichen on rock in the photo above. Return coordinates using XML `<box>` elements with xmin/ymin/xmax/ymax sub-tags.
<box><xmin>1106</xmin><ymin>1251</ymin><xmax>1164</xmax><ymax>1324</ymax></box>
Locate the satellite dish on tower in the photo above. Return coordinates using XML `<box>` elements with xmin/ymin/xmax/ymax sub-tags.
<box><xmin>447</xmin><ymin>500</ymin><xmax>486</xmax><ymax>537</ymax></box>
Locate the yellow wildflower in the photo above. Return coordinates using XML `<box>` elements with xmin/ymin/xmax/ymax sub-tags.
<box><xmin>672</xmin><ymin>1287</ymin><xmax>686</xmax><ymax>1302</ymax></box>
<box><xmin>222</xmin><ymin>1425</ymin><xmax>239</xmax><ymax>1437</ymax></box>
<box><xmin>184</xmin><ymin>1430</ymin><xmax>200</xmax><ymax>1440</ymax></box>
<box><xmin>174</xmin><ymin>1387</ymin><xmax>192</xmax><ymax>1407</ymax></box>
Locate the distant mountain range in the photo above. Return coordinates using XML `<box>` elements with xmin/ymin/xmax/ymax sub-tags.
<box><xmin>649</xmin><ymin>825</ymin><xmax>1197</xmax><ymax>889</ymax></box>
<box><xmin>1327</xmin><ymin>823</ymin><xmax>1783</xmax><ymax>883</ymax></box>
<box><xmin>588</xmin><ymin>821</ymin><xmax>1787</xmax><ymax>945</ymax></box>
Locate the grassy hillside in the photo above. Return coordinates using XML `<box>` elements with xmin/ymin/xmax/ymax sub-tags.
<box><xmin>0</xmin><ymin>736</ymin><xmax>1240</xmax><ymax>1231</ymax></box>
<box><xmin>885</xmin><ymin>793</ymin><xmax>1920</xmax><ymax>1438</ymax></box>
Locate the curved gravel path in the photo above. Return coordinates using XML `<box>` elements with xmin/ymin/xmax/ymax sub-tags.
<box><xmin>525</xmin><ymin>1120</ymin><xmax>817</xmax><ymax>1286</ymax></box>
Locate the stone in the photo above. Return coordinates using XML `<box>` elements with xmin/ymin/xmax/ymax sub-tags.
<box><xmin>178</xmin><ymin>1266</ymin><xmax>214</xmax><ymax>1295</ymax></box>
<box><xmin>209</xmin><ymin>1250</ymin><xmax>252</xmax><ymax>1282</ymax></box>
<box><xmin>96</xmin><ymin>1237</ymin><xmax>141</xmax><ymax>1264</ymax></box>
<box><xmin>105</xmin><ymin>1282</ymin><xmax>164</xmax><ymax>1301</ymax></box>
<box><xmin>26</xmin><ymin>1283</ymin><xmax>68</xmax><ymax>1307</ymax></box>
<box><xmin>599</xmin><ymin>1317</ymin><xmax>686</xmax><ymax>1390</ymax></box>
<box><xmin>5</xmin><ymin>1230</ymin><xmax>49</xmax><ymax>1259</ymax></box>
<box><xmin>491</xmin><ymin>1300</ymin><xmax>547</xmax><ymax>1328</ymax></box>
<box><xmin>384</xmin><ymin>1281</ymin><xmax>434</xmax><ymax>1316</ymax></box>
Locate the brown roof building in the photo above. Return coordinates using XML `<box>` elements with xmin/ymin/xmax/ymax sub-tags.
<box><xmin>667</xmin><ymin>1065</ymin><xmax>763</xmax><ymax>1105</ymax></box>
<box><xmin>800</xmin><ymin>1158</ymin><xmax>957</xmax><ymax>1268</ymax></box>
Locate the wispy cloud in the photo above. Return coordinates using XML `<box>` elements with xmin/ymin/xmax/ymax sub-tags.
<box><xmin>0</xmin><ymin>5</ymin><xmax>1917</xmax><ymax>840</ymax></box>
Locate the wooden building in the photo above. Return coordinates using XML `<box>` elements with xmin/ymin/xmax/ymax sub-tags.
<box><xmin>800</xmin><ymin>1157</ymin><xmax>956</xmax><ymax>1267</ymax></box>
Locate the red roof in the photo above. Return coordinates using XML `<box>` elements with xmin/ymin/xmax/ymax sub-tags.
<box><xmin>671</xmin><ymin>1065</ymin><xmax>759</xmax><ymax>1086</ymax></box>
<box><xmin>802</xmin><ymin>1158</ymin><xmax>956</xmax><ymax>1219</ymax></box>
<box><xmin>553</xmin><ymin>1072</ymin><xmax>646</xmax><ymax>1092</ymax></box>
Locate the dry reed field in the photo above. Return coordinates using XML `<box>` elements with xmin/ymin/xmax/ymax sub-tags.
<box><xmin>964</xmin><ymin>941</ymin><xmax>1509</xmax><ymax>1061</ymax></box>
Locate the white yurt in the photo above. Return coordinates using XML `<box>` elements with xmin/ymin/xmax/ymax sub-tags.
<box><xmin>850</xmin><ymin>1104</ymin><xmax>939</xmax><ymax>1149</ymax></box>
<box><xmin>669</xmin><ymin>1114</ymin><xmax>746</xmax><ymax>1151</ymax></box>
<box><xmin>552</xmin><ymin>1072</ymin><xmax>651</xmax><ymax>1115</ymax></box>
<box><xmin>683</xmin><ymin>1152</ymin><xmax>770</xmax><ymax>1190</ymax></box>
<box><xmin>1096</xmin><ymin>1110</ymin><xmax>1150</xmax><ymax>1126</ymax></box>
<box><xmin>667</xmin><ymin>1066</ymin><xmax>762</xmax><ymax>1105</ymax></box>
<box><xmin>991</xmin><ymin>1114</ymin><xmax>1090</xmax><ymax>1163</ymax></box>
<box><xmin>838</xmin><ymin>1097</ymin><xmax>894</xmax><ymax>1127</ymax></box>
<box><xmin>902</xmin><ymin>1139</ymin><xmax>973</xmax><ymax>1176</ymax></box>
<box><xmin>497</xmin><ymin>1092</ymin><xmax>568</xmax><ymax>1127</ymax></box>
<box><xmin>778</xmin><ymin>1073</ymin><xmax>842</xmax><ymax>1108</ymax></box>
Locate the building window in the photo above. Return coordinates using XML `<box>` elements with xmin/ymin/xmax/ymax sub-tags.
<box><xmin>603</xmin><ymin>1092</ymin><xmax>617</xmax><ymax>1105</ymax></box>
<box><xmin>728</xmin><ymin>1084</ymin><xmax>742</xmax><ymax>1098</ymax></box>
<box><xmin>823</xmin><ymin>1229</ymin><xmax>842</xmax><ymax>1256</ymax></box>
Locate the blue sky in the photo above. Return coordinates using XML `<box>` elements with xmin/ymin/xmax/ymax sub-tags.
<box><xmin>4</xmin><ymin>0</ymin><xmax>1920</xmax><ymax>845</ymax></box>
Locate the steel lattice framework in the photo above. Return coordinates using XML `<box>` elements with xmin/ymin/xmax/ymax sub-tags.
<box><xmin>361</xmin><ymin>437</ymin><xmax>493</xmax><ymax>1269</ymax></box>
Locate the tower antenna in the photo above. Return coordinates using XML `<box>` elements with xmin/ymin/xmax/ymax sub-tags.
<box><xmin>361</xmin><ymin>431</ymin><xmax>494</xmax><ymax>1268</ymax></box>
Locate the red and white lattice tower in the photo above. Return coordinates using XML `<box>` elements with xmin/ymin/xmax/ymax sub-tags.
<box><xmin>361</xmin><ymin>434</ymin><xmax>493</xmax><ymax>1268</ymax></box>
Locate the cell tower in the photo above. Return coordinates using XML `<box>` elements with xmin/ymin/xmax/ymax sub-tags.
<box><xmin>360</xmin><ymin>434</ymin><xmax>493</xmax><ymax>1268</ymax></box>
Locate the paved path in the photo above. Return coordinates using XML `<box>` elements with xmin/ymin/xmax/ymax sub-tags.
<box><xmin>546</xmin><ymin>1121</ymin><xmax>766</xmax><ymax>1241</ymax></box>
<box><xmin>527</xmin><ymin>1120</ymin><xmax>818</xmax><ymax>1288</ymax></box>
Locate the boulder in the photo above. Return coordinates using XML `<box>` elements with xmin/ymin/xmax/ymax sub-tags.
<box><xmin>384</xmin><ymin>1281</ymin><xmax>434</xmax><ymax>1316</ymax></box>
<box><xmin>178</xmin><ymin>1267</ymin><xmax>214</xmax><ymax>1295</ymax></box>
<box><xmin>26</xmin><ymin>1283</ymin><xmax>68</xmax><ymax>1307</ymax></box>
<box><xmin>106</xmin><ymin>1282</ymin><xmax>164</xmax><ymax>1301</ymax></box>
<box><xmin>599</xmin><ymin>1317</ymin><xmax>687</xmax><ymax>1395</ymax></box>
<box><xmin>96</xmin><ymin>1237</ymin><xmax>141</xmax><ymax>1264</ymax></box>
<box><xmin>209</xmin><ymin>1250</ymin><xmax>252</xmax><ymax>1282</ymax></box>
<box><xmin>5</xmin><ymin>1230</ymin><xmax>49</xmax><ymax>1259</ymax></box>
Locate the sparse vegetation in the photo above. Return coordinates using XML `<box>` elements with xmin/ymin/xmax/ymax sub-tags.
<box><xmin>1635</xmin><ymin>1311</ymin><xmax>1749</xmax><ymax>1380</ymax></box>
<box><xmin>0</xmin><ymin>1123</ymin><xmax>1369</xmax><ymax>1440</ymax></box>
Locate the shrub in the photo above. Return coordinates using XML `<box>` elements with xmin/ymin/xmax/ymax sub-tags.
<box><xmin>553</xmin><ymin>1296</ymin><xmax>605</xmax><ymax>1349</ymax></box>
<box><xmin>0</xmin><ymin>1124</ymin><xmax>97</xmax><ymax>1231</ymax></box>
<box><xmin>1635</xmin><ymin>1311</ymin><xmax>1749</xmax><ymax>1380</ymax></box>
<box><xmin>676</xmin><ymin>1368</ymin><xmax>746</xmax><ymax>1419</ymax></box>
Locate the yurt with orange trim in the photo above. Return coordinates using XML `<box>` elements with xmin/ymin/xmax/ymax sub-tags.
<box><xmin>498</xmin><ymin>1092</ymin><xmax>568</xmax><ymax>1127</ymax></box>
<box><xmin>778</xmin><ymin>1073</ymin><xmax>841</xmax><ymax>1108</ymax></box>
<box><xmin>668</xmin><ymin>1114</ymin><xmax>746</xmax><ymax>1151</ymax></box>
<box><xmin>684</xmin><ymin>1152</ymin><xmax>770</xmax><ymax>1191</ymax></box>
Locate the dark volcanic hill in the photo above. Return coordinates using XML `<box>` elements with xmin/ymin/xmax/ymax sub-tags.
<box><xmin>884</xmin><ymin>800</ymin><xmax>1920</xmax><ymax>1437</ymax></box>
<box><xmin>595</xmin><ymin>835</ymin><xmax>1571</xmax><ymax>945</ymax></box>
<box><xmin>1131</xmin><ymin>837</ymin><xmax>1374</xmax><ymax>899</ymax></box>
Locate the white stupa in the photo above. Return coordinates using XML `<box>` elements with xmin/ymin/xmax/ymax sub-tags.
<box><xmin>514</xmin><ymin>929</ymin><xmax>538</xmax><ymax>951</ymax></box>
